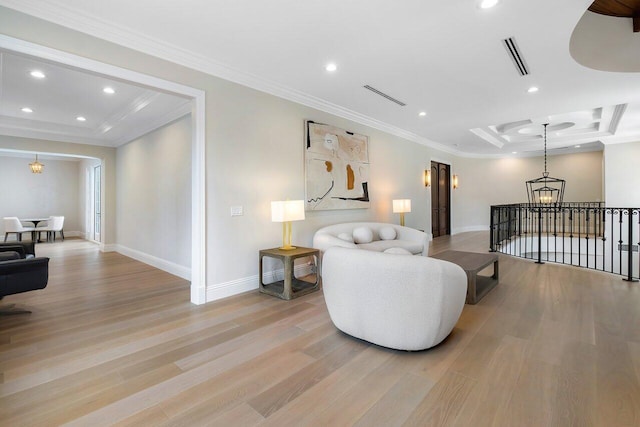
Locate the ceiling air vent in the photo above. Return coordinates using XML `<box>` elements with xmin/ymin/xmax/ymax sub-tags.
<box><xmin>363</xmin><ymin>85</ymin><xmax>406</xmax><ymax>106</ymax></box>
<box><xmin>503</xmin><ymin>37</ymin><xmax>529</xmax><ymax>76</ymax></box>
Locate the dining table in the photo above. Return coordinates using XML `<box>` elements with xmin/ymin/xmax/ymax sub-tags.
<box><xmin>19</xmin><ymin>218</ymin><xmax>49</xmax><ymax>242</ymax></box>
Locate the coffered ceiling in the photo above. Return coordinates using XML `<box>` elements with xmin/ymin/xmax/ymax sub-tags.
<box><xmin>1</xmin><ymin>0</ymin><xmax>640</xmax><ymax>157</ymax></box>
<box><xmin>470</xmin><ymin>104</ymin><xmax>629</xmax><ymax>154</ymax></box>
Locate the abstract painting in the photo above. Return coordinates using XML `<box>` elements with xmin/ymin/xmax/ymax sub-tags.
<box><xmin>305</xmin><ymin>120</ymin><xmax>370</xmax><ymax>211</ymax></box>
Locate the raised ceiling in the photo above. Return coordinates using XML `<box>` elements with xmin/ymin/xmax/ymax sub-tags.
<box><xmin>571</xmin><ymin>9</ymin><xmax>640</xmax><ymax>72</ymax></box>
<box><xmin>0</xmin><ymin>49</ymin><xmax>190</xmax><ymax>147</ymax></box>
<box><xmin>1</xmin><ymin>0</ymin><xmax>640</xmax><ymax>157</ymax></box>
<box><xmin>589</xmin><ymin>0</ymin><xmax>640</xmax><ymax>32</ymax></box>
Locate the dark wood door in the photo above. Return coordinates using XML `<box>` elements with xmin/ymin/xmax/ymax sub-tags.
<box><xmin>431</xmin><ymin>161</ymin><xmax>451</xmax><ymax>237</ymax></box>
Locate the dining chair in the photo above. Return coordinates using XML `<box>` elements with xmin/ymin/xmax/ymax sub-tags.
<box><xmin>39</xmin><ymin>216</ymin><xmax>65</xmax><ymax>242</ymax></box>
<box><xmin>3</xmin><ymin>217</ymin><xmax>36</xmax><ymax>242</ymax></box>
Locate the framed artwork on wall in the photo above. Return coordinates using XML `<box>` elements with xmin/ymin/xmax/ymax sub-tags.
<box><xmin>305</xmin><ymin>120</ymin><xmax>370</xmax><ymax>211</ymax></box>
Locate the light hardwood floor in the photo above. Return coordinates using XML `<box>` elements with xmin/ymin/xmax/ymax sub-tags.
<box><xmin>1</xmin><ymin>233</ymin><xmax>639</xmax><ymax>426</ymax></box>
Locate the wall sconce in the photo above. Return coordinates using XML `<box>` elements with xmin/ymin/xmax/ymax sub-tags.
<box><xmin>392</xmin><ymin>199</ymin><xmax>411</xmax><ymax>227</ymax></box>
<box><xmin>452</xmin><ymin>174</ymin><xmax>459</xmax><ymax>189</ymax></box>
<box><xmin>271</xmin><ymin>200</ymin><xmax>305</xmax><ymax>250</ymax></box>
<box><xmin>424</xmin><ymin>169</ymin><xmax>431</xmax><ymax>187</ymax></box>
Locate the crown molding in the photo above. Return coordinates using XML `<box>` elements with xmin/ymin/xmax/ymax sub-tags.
<box><xmin>0</xmin><ymin>0</ymin><xmax>457</xmax><ymax>156</ymax></box>
<box><xmin>601</xmin><ymin>135</ymin><xmax>640</xmax><ymax>145</ymax></box>
<box><xmin>113</xmin><ymin>101</ymin><xmax>192</xmax><ymax>147</ymax></box>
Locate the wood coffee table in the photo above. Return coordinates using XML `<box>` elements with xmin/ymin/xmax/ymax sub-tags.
<box><xmin>431</xmin><ymin>250</ymin><xmax>499</xmax><ymax>304</ymax></box>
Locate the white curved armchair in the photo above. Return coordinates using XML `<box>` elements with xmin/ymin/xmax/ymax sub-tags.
<box><xmin>3</xmin><ymin>217</ymin><xmax>35</xmax><ymax>242</ymax></box>
<box><xmin>322</xmin><ymin>247</ymin><xmax>467</xmax><ymax>351</ymax></box>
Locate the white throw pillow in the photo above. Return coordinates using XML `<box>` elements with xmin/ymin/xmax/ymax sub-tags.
<box><xmin>383</xmin><ymin>247</ymin><xmax>412</xmax><ymax>255</ymax></box>
<box><xmin>378</xmin><ymin>226</ymin><xmax>397</xmax><ymax>241</ymax></box>
<box><xmin>337</xmin><ymin>232</ymin><xmax>354</xmax><ymax>243</ymax></box>
<box><xmin>352</xmin><ymin>226</ymin><xmax>374</xmax><ymax>244</ymax></box>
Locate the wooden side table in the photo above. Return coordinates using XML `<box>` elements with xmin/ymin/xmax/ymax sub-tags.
<box><xmin>259</xmin><ymin>247</ymin><xmax>320</xmax><ymax>300</ymax></box>
<box><xmin>431</xmin><ymin>250</ymin><xmax>499</xmax><ymax>304</ymax></box>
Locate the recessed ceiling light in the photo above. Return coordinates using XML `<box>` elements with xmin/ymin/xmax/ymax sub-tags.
<box><xmin>21</xmin><ymin>107</ymin><xmax>33</xmax><ymax>113</ymax></box>
<box><xmin>30</xmin><ymin>70</ymin><xmax>46</xmax><ymax>79</ymax></box>
<box><xmin>528</xmin><ymin>86</ymin><xmax>539</xmax><ymax>93</ymax></box>
<box><xmin>512</xmin><ymin>151</ymin><xmax>517</xmax><ymax>154</ymax></box>
<box><xmin>575</xmin><ymin>145</ymin><xmax>581</xmax><ymax>148</ymax></box>
<box><xmin>479</xmin><ymin>0</ymin><xmax>499</xmax><ymax>9</ymax></box>
<box><xmin>419</xmin><ymin>111</ymin><xmax>427</xmax><ymax>117</ymax></box>
<box><xmin>325</xmin><ymin>63</ymin><xmax>337</xmax><ymax>72</ymax></box>
<box><xmin>103</xmin><ymin>87</ymin><xmax>115</xmax><ymax>94</ymax></box>
<box><xmin>76</xmin><ymin>116</ymin><xmax>86</xmax><ymax>122</ymax></box>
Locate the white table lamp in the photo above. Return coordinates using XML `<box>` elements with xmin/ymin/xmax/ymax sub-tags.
<box><xmin>392</xmin><ymin>199</ymin><xmax>411</xmax><ymax>226</ymax></box>
<box><xmin>271</xmin><ymin>200</ymin><xmax>305</xmax><ymax>250</ymax></box>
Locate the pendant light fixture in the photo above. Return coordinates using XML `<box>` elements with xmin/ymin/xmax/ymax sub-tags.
<box><xmin>29</xmin><ymin>154</ymin><xmax>44</xmax><ymax>174</ymax></box>
<box><xmin>525</xmin><ymin>124</ymin><xmax>565</xmax><ymax>205</ymax></box>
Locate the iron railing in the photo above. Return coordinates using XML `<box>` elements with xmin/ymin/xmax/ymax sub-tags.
<box><xmin>490</xmin><ymin>202</ymin><xmax>639</xmax><ymax>282</ymax></box>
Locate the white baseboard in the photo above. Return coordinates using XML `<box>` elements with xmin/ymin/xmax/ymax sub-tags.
<box><xmin>451</xmin><ymin>225</ymin><xmax>489</xmax><ymax>235</ymax></box>
<box><xmin>206</xmin><ymin>275</ymin><xmax>259</xmax><ymax>302</ymax></box>
<box><xmin>101</xmin><ymin>243</ymin><xmax>118</xmax><ymax>252</ymax></box>
<box><xmin>63</xmin><ymin>230</ymin><xmax>83</xmax><ymax>238</ymax></box>
<box><xmin>206</xmin><ymin>264</ymin><xmax>314</xmax><ymax>303</ymax></box>
<box><xmin>114</xmin><ymin>244</ymin><xmax>191</xmax><ymax>280</ymax></box>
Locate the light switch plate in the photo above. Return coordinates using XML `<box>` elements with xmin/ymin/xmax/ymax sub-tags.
<box><xmin>230</xmin><ymin>206</ymin><xmax>243</xmax><ymax>216</ymax></box>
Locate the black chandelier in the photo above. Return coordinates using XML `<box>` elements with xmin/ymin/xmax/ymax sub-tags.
<box><xmin>526</xmin><ymin>123</ymin><xmax>565</xmax><ymax>205</ymax></box>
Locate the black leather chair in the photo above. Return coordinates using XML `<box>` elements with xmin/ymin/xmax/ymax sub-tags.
<box><xmin>0</xmin><ymin>241</ymin><xmax>36</xmax><ymax>258</ymax></box>
<box><xmin>0</xmin><ymin>242</ymin><xmax>49</xmax><ymax>314</ymax></box>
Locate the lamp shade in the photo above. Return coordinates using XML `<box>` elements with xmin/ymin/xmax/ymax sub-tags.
<box><xmin>392</xmin><ymin>199</ymin><xmax>411</xmax><ymax>213</ymax></box>
<box><xmin>271</xmin><ymin>200</ymin><xmax>305</xmax><ymax>222</ymax></box>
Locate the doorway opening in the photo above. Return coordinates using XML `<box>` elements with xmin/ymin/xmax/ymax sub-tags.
<box><xmin>1</xmin><ymin>35</ymin><xmax>207</xmax><ymax>304</ymax></box>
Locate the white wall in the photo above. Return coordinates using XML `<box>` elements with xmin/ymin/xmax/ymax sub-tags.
<box><xmin>604</xmin><ymin>141</ymin><xmax>640</xmax><ymax>207</ymax></box>
<box><xmin>0</xmin><ymin>154</ymin><xmax>80</xmax><ymax>237</ymax></box>
<box><xmin>0</xmin><ymin>134</ymin><xmax>116</xmax><ymax>245</ymax></box>
<box><xmin>453</xmin><ymin>151</ymin><xmax>604</xmax><ymax>232</ymax></box>
<box><xmin>116</xmin><ymin>115</ymin><xmax>191</xmax><ymax>273</ymax></box>
<box><xmin>206</xmin><ymin>87</ymin><xmax>435</xmax><ymax>294</ymax></box>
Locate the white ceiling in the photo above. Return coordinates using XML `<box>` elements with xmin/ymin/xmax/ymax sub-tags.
<box><xmin>1</xmin><ymin>0</ymin><xmax>640</xmax><ymax>157</ymax></box>
<box><xmin>0</xmin><ymin>49</ymin><xmax>190</xmax><ymax>147</ymax></box>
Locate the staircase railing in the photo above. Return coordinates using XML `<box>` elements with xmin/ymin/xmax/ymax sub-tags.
<box><xmin>490</xmin><ymin>202</ymin><xmax>639</xmax><ymax>282</ymax></box>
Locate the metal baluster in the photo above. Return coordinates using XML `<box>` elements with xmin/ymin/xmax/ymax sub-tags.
<box><xmin>490</xmin><ymin>206</ymin><xmax>495</xmax><ymax>252</ymax></box>
<box><xmin>519</xmin><ymin>206</ymin><xmax>523</xmax><ymax>257</ymax></box>
<box><xmin>600</xmin><ymin>208</ymin><xmax>607</xmax><ymax>271</ymax></box>
<box><xmin>619</xmin><ymin>210</ymin><xmax>623</xmax><ymax>275</ymax></box>
<box><xmin>546</xmin><ymin>207</ymin><xmax>550</xmax><ymax>262</ymax></box>
<box><xmin>585</xmin><ymin>209</ymin><xmax>590</xmax><ymax>269</ymax></box>
<box><xmin>623</xmin><ymin>208</ymin><xmax>638</xmax><ymax>282</ymax></box>
<box><xmin>528</xmin><ymin>206</ymin><xmax>533</xmax><ymax>259</ymax></box>
<box><xmin>569</xmin><ymin>208</ymin><xmax>574</xmax><ymax>266</ymax></box>
<box><xmin>561</xmin><ymin>207</ymin><xmax>565</xmax><ymax>261</ymax></box>
<box><xmin>536</xmin><ymin>206</ymin><xmax>543</xmax><ymax>264</ymax></box>
<box><xmin>609</xmin><ymin>209</ymin><xmax>615</xmax><ymax>273</ymax></box>
<box><xmin>553</xmin><ymin>206</ymin><xmax>557</xmax><ymax>263</ymax></box>
<box><xmin>637</xmin><ymin>209</ymin><xmax>640</xmax><ymax>280</ymax></box>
